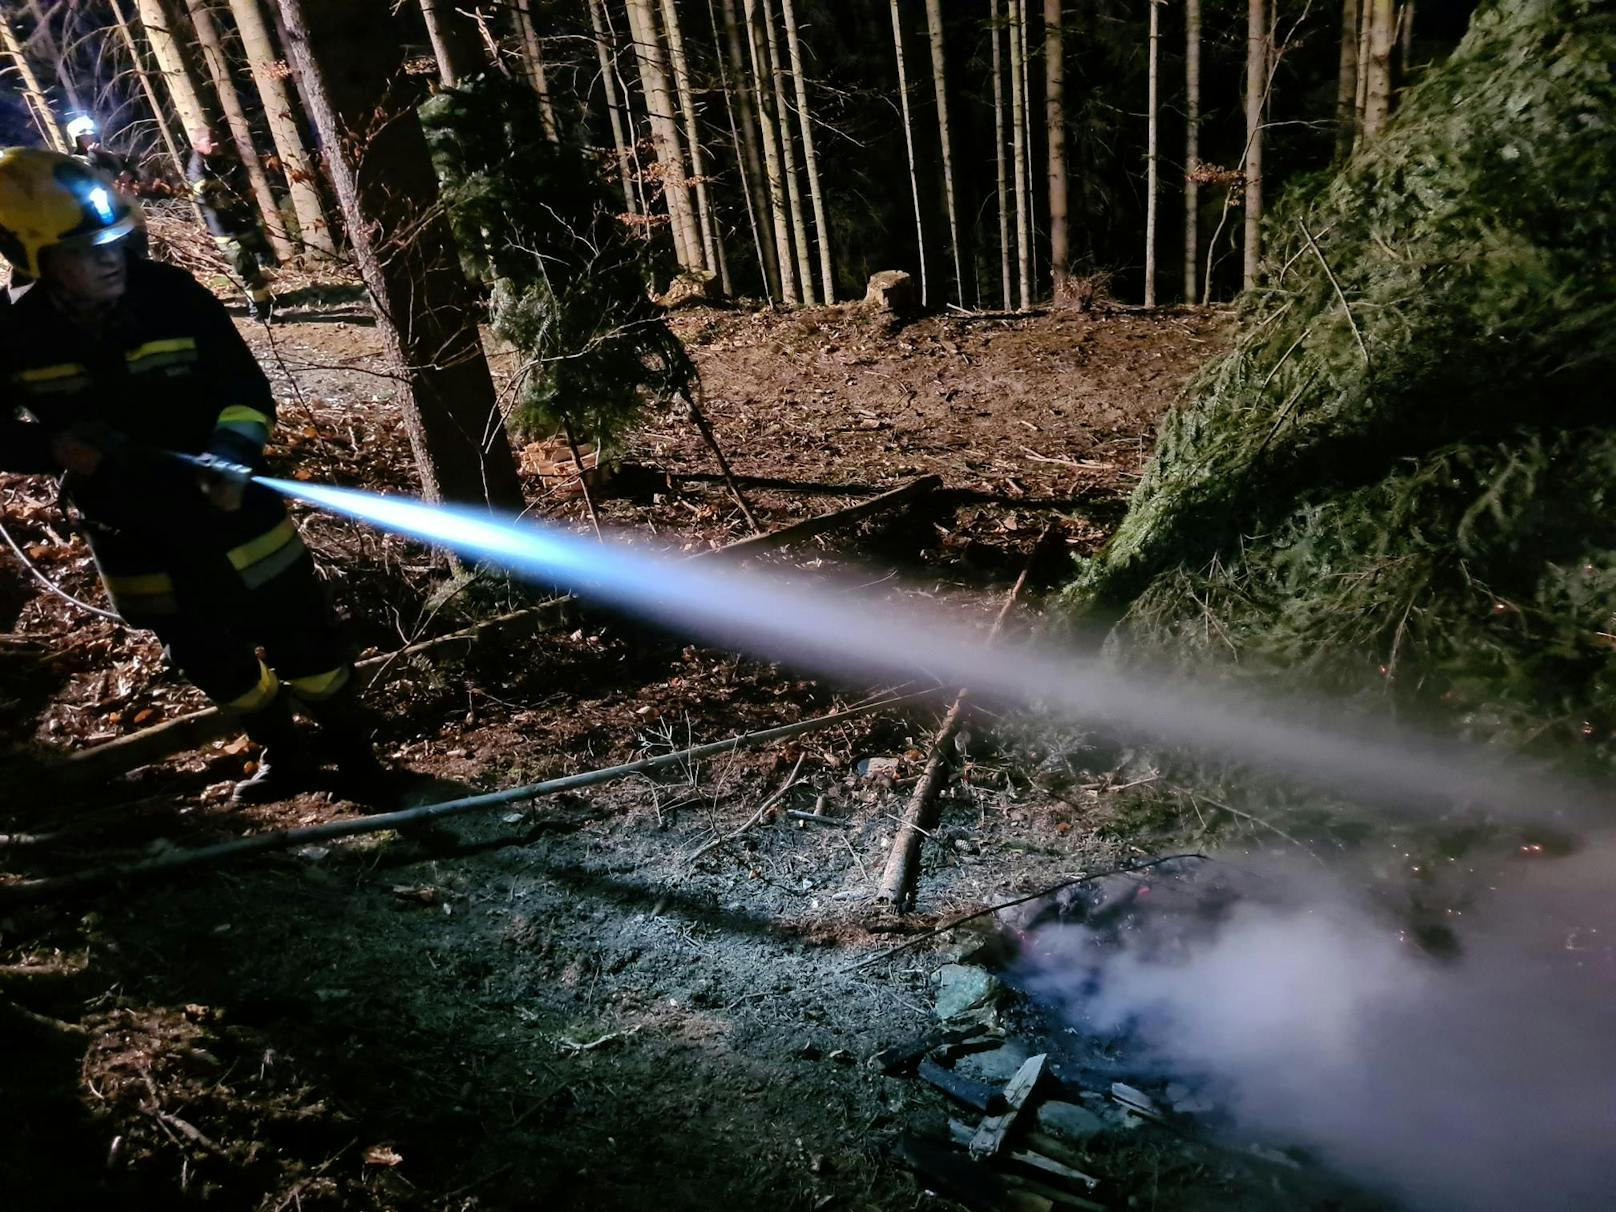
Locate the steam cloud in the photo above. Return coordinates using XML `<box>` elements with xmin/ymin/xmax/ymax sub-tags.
<box><xmin>1023</xmin><ymin>846</ymin><xmax>1616</xmax><ymax>1210</ymax></box>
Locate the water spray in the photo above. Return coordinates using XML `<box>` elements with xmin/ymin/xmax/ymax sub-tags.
<box><xmin>163</xmin><ymin>458</ymin><xmax>1601</xmax><ymax>831</ymax></box>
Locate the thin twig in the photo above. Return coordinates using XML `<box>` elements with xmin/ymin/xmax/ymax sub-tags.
<box><xmin>685</xmin><ymin>753</ymin><xmax>806</xmax><ymax>866</ymax></box>
<box><xmin>1300</xmin><ymin>221</ymin><xmax>1369</xmax><ymax>366</ymax></box>
<box><xmin>560</xmin><ymin>420</ymin><xmax>603</xmax><ymax>541</ymax></box>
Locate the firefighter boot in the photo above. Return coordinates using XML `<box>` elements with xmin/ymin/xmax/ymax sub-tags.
<box><xmin>303</xmin><ymin>685</ymin><xmax>399</xmax><ymax>810</ymax></box>
<box><xmin>232</xmin><ymin>694</ymin><xmax>322</xmax><ymax>805</ymax></box>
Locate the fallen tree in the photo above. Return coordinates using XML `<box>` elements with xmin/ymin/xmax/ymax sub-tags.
<box><xmin>1065</xmin><ymin>0</ymin><xmax>1616</xmax><ymax>765</ymax></box>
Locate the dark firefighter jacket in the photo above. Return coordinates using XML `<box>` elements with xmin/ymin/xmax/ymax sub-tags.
<box><xmin>0</xmin><ymin>258</ymin><xmax>300</xmax><ymax>618</ymax></box>
<box><xmin>186</xmin><ymin>149</ymin><xmax>256</xmax><ymax>239</ymax></box>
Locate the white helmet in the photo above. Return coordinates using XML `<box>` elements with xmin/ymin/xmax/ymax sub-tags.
<box><xmin>65</xmin><ymin>115</ymin><xmax>98</xmax><ymax>142</ymax></box>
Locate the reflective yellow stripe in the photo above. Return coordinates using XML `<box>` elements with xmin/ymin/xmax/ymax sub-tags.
<box><xmin>217</xmin><ymin>406</ymin><xmax>272</xmax><ymax>429</ymax></box>
<box><xmin>15</xmin><ymin>363</ymin><xmax>88</xmax><ymax>383</ymax></box>
<box><xmin>227</xmin><ymin>517</ymin><xmax>298</xmax><ymax>572</ymax></box>
<box><xmin>125</xmin><ymin>338</ymin><xmax>197</xmax><ymax>364</ymax></box>
<box><xmin>289</xmin><ymin>666</ymin><xmax>350</xmax><ymax>702</ymax></box>
<box><xmin>226</xmin><ymin>661</ymin><xmax>279</xmax><ymax>712</ymax></box>
<box><xmin>102</xmin><ymin>571</ymin><xmax>174</xmax><ymax>597</ymax></box>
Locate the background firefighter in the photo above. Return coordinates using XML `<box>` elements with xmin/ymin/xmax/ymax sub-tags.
<box><xmin>0</xmin><ymin>148</ymin><xmax>393</xmax><ymax>806</ymax></box>
<box><xmin>186</xmin><ymin>130</ymin><xmax>275</xmax><ymax>321</ymax></box>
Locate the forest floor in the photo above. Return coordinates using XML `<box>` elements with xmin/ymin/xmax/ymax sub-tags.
<box><xmin>0</xmin><ymin>294</ymin><xmax>1387</xmax><ymax>1211</ymax></box>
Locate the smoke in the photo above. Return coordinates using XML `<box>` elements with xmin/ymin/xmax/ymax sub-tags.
<box><xmin>1022</xmin><ymin>846</ymin><xmax>1616</xmax><ymax>1210</ymax></box>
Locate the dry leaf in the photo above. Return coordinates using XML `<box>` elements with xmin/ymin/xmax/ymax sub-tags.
<box><xmin>391</xmin><ymin>885</ymin><xmax>440</xmax><ymax>907</ymax></box>
<box><xmin>363</xmin><ymin>1145</ymin><xmax>404</xmax><ymax>1167</ymax></box>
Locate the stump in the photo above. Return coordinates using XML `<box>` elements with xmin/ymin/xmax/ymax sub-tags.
<box><xmin>654</xmin><ymin>270</ymin><xmax>721</xmax><ymax>310</ymax></box>
<box><xmin>864</xmin><ymin>270</ymin><xmax>917</xmax><ymax>315</ymax></box>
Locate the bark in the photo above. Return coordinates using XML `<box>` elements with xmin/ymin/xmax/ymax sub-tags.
<box><xmin>744</xmin><ymin>0</ymin><xmax>797</xmax><ymax>302</ymax></box>
<box><xmin>1354</xmin><ymin>0</ymin><xmax>1370</xmax><ymax>123</ymax></box>
<box><xmin>1145</xmin><ymin>0</ymin><xmax>1160</xmax><ymax>307</ymax></box>
<box><xmin>515</xmin><ymin>0</ymin><xmax>560</xmax><ymax>140</ymax></box>
<box><xmin>780</xmin><ymin>0</ymin><xmax>832</xmax><ymax>301</ymax></box>
<box><xmin>1242</xmin><ymin>0</ymin><xmax>1265</xmax><ymax>291</ymax></box>
<box><xmin>1399</xmin><ymin>0</ymin><xmax>1414</xmax><ymax>61</ymax></box>
<box><xmin>227</xmin><ymin>0</ymin><xmax>337</xmax><ymax>257</ymax></box>
<box><xmin>718</xmin><ymin>0</ymin><xmax>777</xmax><ymax>295</ymax></box>
<box><xmin>0</xmin><ymin>14</ymin><xmax>65</xmax><ymax>151</ymax></box>
<box><xmin>1362</xmin><ymin>0</ymin><xmax>1395</xmax><ymax>141</ymax></box>
<box><xmin>710</xmin><ymin>0</ymin><xmax>772</xmax><ymax>299</ymax></box>
<box><xmin>1043</xmin><ymin>0</ymin><xmax>1066</xmax><ymax>298</ymax></box>
<box><xmin>133</xmin><ymin>0</ymin><xmax>212</xmax><ymax>141</ymax></box>
<box><xmin>182</xmin><ymin>0</ymin><xmax>292</xmax><ymax>260</ymax></box>
<box><xmin>1185</xmin><ymin>0</ymin><xmax>1201</xmax><ymax>301</ymax></box>
<box><xmin>418</xmin><ymin>0</ymin><xmax>486</xmax><ymax>86</ymax></box>
<box><xmin>1008</xmin><ymin>0</ymin><xmax>1031</xmax><ymax>308</ymax></box>
<box><xmin>587</xmin><ymin>0</ymin><xmax>638</xmax><ymax>214</ymax></box>
<box><xmin>625</xmin><ymin>0</ymin><xmax>704</xmax><ymax>273</ymax></box>
<box><xmin>660</xmin><ymin>0</ymin><xmax>723</xmax><ymax>286</ymax></box>
<box><xmin>760</xmin><ymin>0</ymin><xmax>813</xmax><ymax>303</ymax></box>
<box><xmin>1334</xmin><ymin>0</ymin><xmax>1361</xmax><ymax>160</ymax></box>
<box><xmin>924</xmin><ymin>0</ymin><xmax>962</xmax><ymax>301</ymax></box>
<box><xmin>991</xmin><ymin>0</ymin><xmax>1011</xmax><ymax>309</ymax></box>
<box><xmin>888</xmin><ymin>0</ymin><xmax>927</xmax><ymax>307</ymax></box>
<box><xmin>109</xmin><ymin>0</ymin><xmax>191</xmax><ymax>189</ymax></box>
<box><xmin>276</xmin><ymin>0</ymin><xmax>524</xmax><ymax>511</ymax></box>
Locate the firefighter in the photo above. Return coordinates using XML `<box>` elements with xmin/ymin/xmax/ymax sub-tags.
<box><xmin>0</xmin><ymin>148</ymin><xmax>394</xmax><ymax>806</ymax></box>
<box><xmin>186</xmin><ymin>130</ymin><xmax>275</xmax><ymax>321</ymax></box>
<box><xmin>65</xmin><ymin>116</ymin><xmax>134</xmax><ymax>188</ymax></box>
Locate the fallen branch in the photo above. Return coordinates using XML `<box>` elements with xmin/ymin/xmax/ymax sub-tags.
<box><xmin>681</xmin><ymin>389</ymin><xmax>762</xmax><ymax>533</ymax></box>
<box><xmin>877</xmin><ymin>527</ymin><xmax>1053</xmax><ymax>911</ymax></box>
<box><xmin>4</xmin><ymin>690</ymin><xmax>940</xmax><ymax>905</ymax></box>
<box><xmin>65</xmin><ymin>478</ymin><xmax>943</xmax><ymax>779</ymax></box>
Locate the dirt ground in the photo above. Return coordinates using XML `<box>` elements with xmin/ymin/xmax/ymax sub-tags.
<box><xmin>0</xmin><ymin>295</ymin><xmax>1379</xmax><ymax>1211</ymax></box>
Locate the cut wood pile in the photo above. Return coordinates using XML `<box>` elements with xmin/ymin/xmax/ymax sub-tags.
<box><xmin>1066</xmin><ymin>0</ymin><xmax>1616</xmax><ymax>768</ymax></box>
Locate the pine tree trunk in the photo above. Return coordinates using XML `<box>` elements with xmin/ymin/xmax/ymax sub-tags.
<box><xmin>1145</xmin><ymin>0</ymin><xmax>1160</xmax><ymax>307</ymax></box>
<box><xmin>779</xmin><ymin>0</ymin><xmax>832</xmax><ymax>302</ymax></box>
<box><xmin>760</xmin><ymin>0</ymin><xmax>813</xmax><ymax>304</ymax></box>
<box><xmin>923</xmin><ymin>0</ymin><xmax>962</xmax><ymax>302</ymax></box>
<box><xmin>21</xmin><ymin>1</ymin><xmax>87</xmax><ymax>119</ymax></box>
<box><xmin>888</xmin><ymin>0</ymin><xmax>927</xmax><ymax>308</ymax></box>
<box><xmin>625</xmin><ymin>0</ymin><xmax>704</xmax><ymax>273</ymax></box>
<box><xmin>1334</xmin><ymin>0</ymin><xmax>1361</xmax><ymax>160</ymax></box>
<box><xmin>660</xmin><ymin>0</ymin><xmax>723</xmax><ymax>285</ymax></box>
<box><xmin>1018</xmin><ymin>0</ymin><xmax>1036</xmax><ymax>292</ymax></box>
<box><xmin>516</xmin><ymin>0</ymin><xmax>560</xmax><ymax>140</ymax></box>
<box><xmin>419</xmin><ymin>0</ymin><xmax>485</xmax><ymax>86</ymax></box>
<box><xmin>1008</xmin><ymin>0</ymin><xmax>1031</xmax><ymax>309</ymax></box>
<box><xmin>1242</xmin><ymin>0</ymin><xmax>1265</xmax><ymax>291</ymax></box>
<box><xmin>1044</xmin><ymin>0</ymin><xmax>1067</xmax><ymax>299</ymax></box>
<box><xmin>1362</xmin><ymin>0</ymin><xmax>1395</xmax><ymax>140</ymax></box>
<box><xmin>110</xmin><ymin>0</ymin><xmax>192</xmax><ymax>191</ymax></box>
<box><xmin>0</xmin><ymin>15</ymin><xmax>65</xmax><ymax>152</ymax></box>
<box><xmin>1354</xmin><ymin>0</ymin><xmax>1370</xmax><ymax>125</ymax></box>
<box><xmin>1399</xmin><ymin>0</ymin><xmax>1414</xmax><ymax>61</ymax></box>
<box><xmin>710</xmin><ymin>0</ymin><xmax>773</xmax><ymax>299</ymax></box>
<box><xmin>588</xmin><ymin>0</ymin><xmax>639</xmax><ymax>214</ymax></box>
<box><xmin>277</xmin><ymin>0</ymin><xmax>523</xmax><ymax>511</ymax></box>
<box><xmin>133</xmin><ymin>0</ymin><xmax>213</xmax><ymax>141</ymax></box>
<box><xmin>743</xmin><ymin>0</ymin><xmax>797</xmax><ymax>302</ymax></box>
<box><xmin>182</xmin><ymin>0</ymin><xmax>292</xmax><ymax>260</ymax></box>
<box><xmin>1185</xmin><ymin>0</ymin><xmax>1201</xmax><ymax>302</ymax></box>
<box><xmin>991</xmin><ymin>0</ymin><xmax>1011</xmax><ymax>310</ymax></box>
<box><xmin>227</xmin><ymin>0</ymin><xmax>336</xmax><ymax>257</ymax></box>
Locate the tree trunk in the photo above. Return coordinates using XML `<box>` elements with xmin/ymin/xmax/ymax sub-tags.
<box><xmin>20</xmin><ymin>0</ymin><xmax>86</xmax><ymax>119</ymax></box>
<box><xmin>888</xmin><ymin>0</ymin><xmax>927</xmax><ymax>308</ymax></box>
<box><xmin>760</xmin><ymin>0</ymin><xmax>813</xmax><ymax>304</ymax></box>
<box><xmin>226</xmin><ymin>0</ymin><xmax>336</xmax><ymax>258</ymax></box>
<box><xmin>717</xmin><ymin>0</ymin><xmax>777</xmax><ymax>296</ymax></box>
<box><xmin>924</xmin><ymin>0</ymin><xmax>962</xmax><ymax>302</ymax></box>
<box><xmin>0</xmin><ymin>14</ymin><xmax>65</xmax><ymax>152</ymax></box>
<box><xmin>182</xmin><ymin>0</ymin><xmax>292</xmax><ymax>260</ymax></box>
<box><xmin>1242</xmin><ymin>0</ymin><xmax>1265</xmax><ymax>291</ymax></box>
<box><xmin>1043</xmin><ymin>0</ymin><xmax>1066</xmax><ymax>299</ymax></box>
<box><xmin>515</xmin><ymin>0</ymin><xmax>560</xmax><ymax>140</ymax></box>
<box><xmin>587</xmin><ymin>0</ymin><xmax>638</xmax><ymax>214</ymax></box>
<box><xmin>744</xmin><ymin>0</ymin><xmax>797</xmax><ymax>302</ymax></box>
<box><xmin>1145</xmin><ymin>0</ymin><xmax>1160</xmax><ymax>307</ymax></box>
<box><xmin>624</xmin><ymin>0</ymin><xmax>703</xmax><ymax>273</ymax></box>
<box><xmin>780</xmin><ymin>0</ymin><xmax>832</xmax><ymax>302</ymax></box>
<box><xmin>1399</xmin><ymin>0</ymin><xmax>1414</xmax><ymax>62</ymax></box>
<box><xmin>276</xmin><ymin>0</ymin><xmax>523</xmax><ymax>511</ymax></box>
<box><xmin>660</xmin><ymin>0</ymin><xmax>723</xmax><ymax>287</ymax></box>
<box><xmin>1354</xmin><ymin>0</ymin><xmax>1370</xmax><ymax>125</ymax></box>
<box><xmin>710</xmin><ymin>0</ymin><xmax>772</xmax><ymax>299</ymax></box>
<box><xmin>133</xmin><ymin>0</ymin><xmax>212</xmax><ymax>141</ymax></box>
<box><xmin>1185</xmin><ymin>0</ymin><xmax>1201</xmax><ymax>302</ymax></box>
<box><xmin>109</xmin><ymin>0</ymin><xmax>192</xmax><ymax>192</ymax></box>
<box><xmin>1362</xmin><ymin>0</ymin><xmax>1395</xmax><ymax>141</ymax></box>
<box><xmin>418</xmin><ymin>0</ymin><xmax>485</xmax><ymax>86</ymax></box>
<box><xmin>1334</xmin><ymin>0</ymin><xmax>1361</xmax><ymax>160</ymax></box>
<box><xmin>1018</xmin><ymin>0</ymin><xmax>1036</xmax><ymax>292</ymax></box>
<box><xmin>1008</xmin><ymin>0</ymin><xmax>1031</xmax><ymax>309</ymax></box>
<box><xmin>991</xmin><ymin>0</ymin><xmax>1011</xmax><ymax>310</ymax></box>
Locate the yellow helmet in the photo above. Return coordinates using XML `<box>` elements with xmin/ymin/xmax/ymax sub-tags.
<box><xmin>0</xmin><ymin>147</ymin><xmax>143</xmax><ymax>278</ymax></box>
